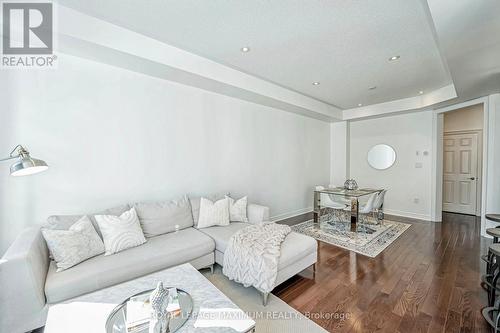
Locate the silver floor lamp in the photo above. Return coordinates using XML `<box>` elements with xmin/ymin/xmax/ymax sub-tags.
<box><xmin>0</xmin><ymin>145</ymin><xmax>48</xmax><ymax>176</ymax></box>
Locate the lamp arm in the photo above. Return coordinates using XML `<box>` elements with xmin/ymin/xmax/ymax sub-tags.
<box><xmin>0</xmin><ymin>155</ymin><xmax>19</xmax><ymax>162</ymax></box>
<box><xmin>0</xmin><ymin>145</ymin><xmax>26</xmax><ymax>162</ymax></box>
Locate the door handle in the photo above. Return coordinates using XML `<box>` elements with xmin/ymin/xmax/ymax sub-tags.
<box><xmin>468</xmin><ymin>177</ymin><xmax>476</xmax><ymax>180</ymax></box>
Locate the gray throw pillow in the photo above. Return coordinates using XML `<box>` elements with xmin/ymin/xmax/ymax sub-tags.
<box><xmin>45</xmin><ymin>204</ymin><xmax>131</xmax><ymax>239</ymax></box>
<box><xmin>41</xmin><ymin>216</ymin><xmax>104</xmax><ymax>272</ymax></box>
<box><xmin>134</xmin><ymin>195</ymin><xmax>194</xmax><ymax>238</ymax></box>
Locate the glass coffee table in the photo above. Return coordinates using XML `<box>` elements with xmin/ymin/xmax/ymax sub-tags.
<box><xmin>314</xmin><ymin>187</ymin><xmax>383</xmax><ymax>232</ymax></box>
<box><xmin>45</xmin><ymin>263</ymin><xmax>255</xmax><ymax>333</ymax></box>
<box><xmin>105</xmin><ymin>288</ymin><xmax>193</xmax><ymax>333</ymax></box>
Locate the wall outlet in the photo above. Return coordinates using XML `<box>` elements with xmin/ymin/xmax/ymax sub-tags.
<box><xmin>413</xmin><ymin>198</ymin><xmax>420</xmax><ymax>204</ymax></box>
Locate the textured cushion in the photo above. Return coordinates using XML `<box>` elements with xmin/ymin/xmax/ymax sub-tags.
<box><xmin>134</xmin><ymin>196</ymin><xmax>194</xmax><ymax>237</ymax></box>
<box><xmin>44</xmin><ymin>227</ymin><xmax>215</xmax><ymax>303</ymax></box>
<box><xmin>95</xmin><ymin>207</ymin><xmax>146</xmax><ymax>255</ymax></box>
<box><xmin>41</xmin><ymin>216</ymin><xmax>104</xmax><ymax>272</ymax></box>
<box><xmin>200</xmin><ymin>223</ymin><xmax>317</xmax><ymax>270</ymax></box>
<box><xmin>197</xmin><ymin>197</ymin><xmax>230</xmax><ymax>229</ymax></box>
<box><xmin>189</xmin><ymin>193</ymin><xmax>228</xmax><ymax>227</ymax></box>
<box><xmin>278</xmin><ymin>232</ymin><xmax>318</xmax><ymax>269</ymax></box>
<box><xmin>226</xmin><ymin>195</ymin><xmax>249</xmax><ymax>222</ymax></box>
<box><xmin>198</xmin><ymin>223</ymin><xmax>249</xmax><ymax>252</ymax></box>
<box><xmin>45</xmin><ymin>204</ymin><xmax>131</xmax><ymax>239</ymax></box>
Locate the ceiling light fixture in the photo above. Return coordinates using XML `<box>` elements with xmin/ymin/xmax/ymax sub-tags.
<box><xmin>419</xmin><ymin>90</ymin><xmax>424</xmax><ymax>95</ymax></box>
<box><xmin>389</xmin><ymin>55</ymin><xmax>400</xmax><ymax>61</ymax></box>
<box><xmin>240</xmin><ymin>46</ymin><xmax>250</xmax><ymax>53</ymax></box>
<box><xmin>369</xmin><ymin>86</ymin><xmax>377</xmax><ymax>90</ymax></box>
<box><xmin>358</xmin><ymin>103</ymin><xmax>363</xmax><ymax>107</ymax></box>
<box><xmin>312</xmin><ymin>82</ymin><xmax>320</xmax><ymax>86</ymax></box>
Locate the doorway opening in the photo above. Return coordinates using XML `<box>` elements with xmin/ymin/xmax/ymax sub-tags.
<box><xmin>442</xmin><ymin>104</ymin><xmax>484</xmax><ymax>216</ymax></box>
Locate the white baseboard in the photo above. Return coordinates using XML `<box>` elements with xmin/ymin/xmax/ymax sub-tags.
<box><xmin>270</xmin><ymin>207</ymin><xmax>313</xmax><ymax>222</ymax></box>
<box><xmin>270</xmin><ymin>207</ymin><xmax>433</xmax><ymax>223</ymax></box>
<box><xmin>384</xmin><ymin>209</ymin><xmax>432</xmax><ymax>221</ymax></box>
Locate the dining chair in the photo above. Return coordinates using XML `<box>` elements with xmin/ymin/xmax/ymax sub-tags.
<box><xmin>373</xmin><ymin>189</ymin><xmax>387</xmax><ymax>222</ymax></box>
<box><xmin>315</xmin><ymin>186</ymin><xmax>350</xmax><ymax>222</ymax></box>
<box><xmin>359</xmin><ymin>192</ymin><xmax>378</xmax><ymax>224</ymax></box>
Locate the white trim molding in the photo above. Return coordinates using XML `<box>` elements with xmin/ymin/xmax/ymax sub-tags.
<box><xmin>384</xmin><ymin>209</ymin><xmax>432</xmax><ymax>222</ymax></box>
<box><xmin>342</xmin><ymin>85</ymin><xmax>457</xmax><ymax>121</ymax></box>
<box><xmin>270</xmin><ymin>207</ymin><xmax>313</xmax><ymax>222</ymax></box>
<box><xmin>483</xmin><ymin>94</ymin><xmax>500</xmax><ymax>238</ymax></box>
<box><xmin>271</xmin><ymin>207</ymin><xmax>433</xmax><ymax>223</ymax></box>
<box><xmin>431</xmin><ymin>96</ymin><xmax>491</xmax><ymax>235</ymax></box>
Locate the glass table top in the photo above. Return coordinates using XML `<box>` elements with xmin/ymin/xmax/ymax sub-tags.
<box><xmin>315</xmin><ymin>187</ymin><xmax>382</xmax><ymax>198</ymax></box>
<box><xmin>106</xmin><ymin>288</ymin><xmax>193</xmax><ymax>333</ymax></box>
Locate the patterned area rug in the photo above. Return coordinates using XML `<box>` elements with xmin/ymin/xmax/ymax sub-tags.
<box><xmin>291</xmin><ymin>219</ymin><xmax>411</xmax><ymax>257</ymax></box>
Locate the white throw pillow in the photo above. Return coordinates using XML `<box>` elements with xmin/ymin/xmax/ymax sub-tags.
<box><xmin>226</xmin><ymin>195</ymin><xmax>249</xmax><ymax>222</ymax></box>
<box><xmin>196</xmin><ymin>197</ymin><xmax>230</xmax><ymax>229</ymax></box>
<box><xmin>41</xmin><ymin>216</ymin><xmax>105</xmax><ymax>272</ymax></box>
<box><xmin>189</xmin><ymin>192</ymin><xmax>229</xmax><ymax>227</ymax></box>
<box><xmin>95</xmin><ymin>207</ymin><xmax>146</xmax><ymax>255</ymax></box>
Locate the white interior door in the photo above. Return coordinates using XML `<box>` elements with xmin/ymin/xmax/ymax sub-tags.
<box><xmin>442</xmin><ymin>132</ymin><xmax>478</xmax><ymax>215</ymax></box>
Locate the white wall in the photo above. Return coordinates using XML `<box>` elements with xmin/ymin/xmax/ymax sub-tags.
<box><xmin>444</xmin><ymin>103</ymin><xmax>484</xmax><ymax>132</ymax></box>
<box><xmin>0</xmin><ymin>54</ymin><xmax>330</xmax><ymax>254</ymax></box>
<box><xmin>330</xmin><ymin>121</ymin><xmax>349</xmax><ymax>186</ymax></box>
<box><xmin>431</xmin><ymin>113</ymin><xmax>444</xmax><ymax>221</ymax></box>
<box><xmin>484</xmin><ymin>94</ymin><xmax>500</xmax><ymax>234</ymax></box>
<box><xmin>349</xmin><ymin>112</ymin><xmax>434</xmax><ymax>220</ymax></box>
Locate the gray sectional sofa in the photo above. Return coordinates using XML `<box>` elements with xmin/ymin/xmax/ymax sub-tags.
<box><xmin>0</xmin><ymin>198</ymin><xmax>317</xmax><ymax>333</ymax></box>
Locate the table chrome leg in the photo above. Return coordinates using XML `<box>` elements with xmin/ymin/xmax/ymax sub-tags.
<box><xmin>351</xmin><ymin>198</ymin><xmax>358</xmax><ymax>232</ymax></box>
<box><xmin>378</xmin><ymin>203</ymin><xmax>385</xmax><ymax>224</ymax></box>
<box><xmin>313</xmin><ymin>191</ymin><xmax>320</xmax><ymax>223</ymax></box>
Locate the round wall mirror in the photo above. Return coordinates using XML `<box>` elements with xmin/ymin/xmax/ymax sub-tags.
<box><xmin>367</xmin><ymin>144</ymin><xmax>396</xmax><ymax>170</ymax></box>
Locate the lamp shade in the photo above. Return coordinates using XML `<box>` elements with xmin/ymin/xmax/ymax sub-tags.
<box><xmin>10</xmin><ymin>156</ymin><xmax>49</xmax><ymax>176</ymax></box>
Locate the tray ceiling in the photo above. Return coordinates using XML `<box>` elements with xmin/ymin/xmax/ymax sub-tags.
<box><xmin>56</xmin><ymin>0</ymin><xmax>453</xmax><ymax>110</ymax></box>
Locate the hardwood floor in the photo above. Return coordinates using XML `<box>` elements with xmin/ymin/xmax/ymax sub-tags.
<box><xmin>274</xmin><ymin>212</ymin><xmax>491</xmax><ymax>333</ymax></box>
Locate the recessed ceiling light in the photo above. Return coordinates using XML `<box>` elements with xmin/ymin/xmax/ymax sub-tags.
<box><xmin>240</xmin><ymin>46</ymin><xmax>250</xmax><ymax>53</ymax></box>
<box><xmin>312</xmin><ymin>82</ymin><xmax>320</xmax><ymax>86</ymax></box>
<box><xmin>389</xmin><ymin>55</ymin><xmax>400</xmax><ymax>61</ymax></box>
<box><xmin>369</xmin><ymin>86</ymin><xmax>377</xmax><ymax>90</ymax></box>
<box><xmin>358</xmin><ymin>103</ymin><xmax>363</xmax><ymax>107</ymax></box>
<box><xmin>419</xmin><ymin>90</ymin><xmax>424</xmax><ymax>95</ymax></box>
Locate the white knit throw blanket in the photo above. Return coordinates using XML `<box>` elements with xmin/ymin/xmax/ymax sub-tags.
<box><xmin>222</xmin><ymin>223</ymin><xmax>291</xmax><ymax>293</ymax></box>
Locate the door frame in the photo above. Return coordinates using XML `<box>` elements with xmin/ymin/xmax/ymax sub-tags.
<box><xmin>431</xmin><ymin>96</ymin><xmax>489</xmax><ymax>223</ymax></box>
<box><xmin>442</xmin><ymin>129</ymin><xmax>483</xmax><ymax>216</ymax></box>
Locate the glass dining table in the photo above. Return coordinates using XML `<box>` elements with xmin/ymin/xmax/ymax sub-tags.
<box><xmin>313</xmin><ymin>187</ymin><xmax>383</xmax><ymax>232</ymax></box>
